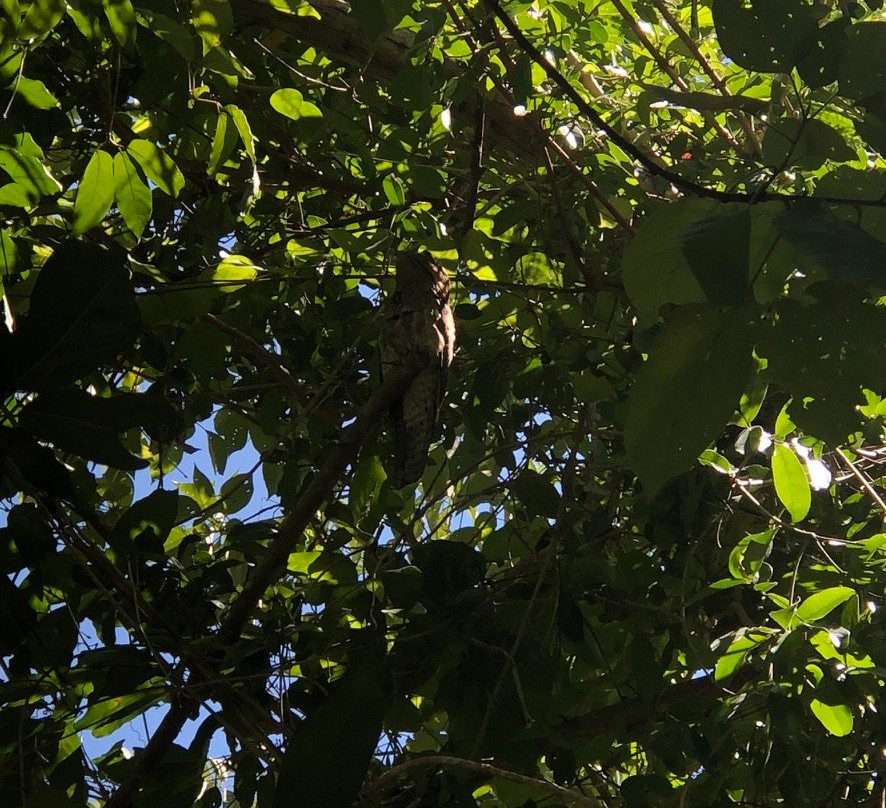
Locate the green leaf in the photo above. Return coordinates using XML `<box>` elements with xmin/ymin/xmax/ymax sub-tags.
<box><xmin>191</xmin><ymin>0</ymin><xmax>232</xmax><ymax>47</ymax></box>
<box><xmin>350</xmin><ymin>454</ymin><xmax>386</xmax><ymax>514</ymax></box>
<box><xmin>508</xmin><ymin>469</ymin><xmax>560</xmax><ymax>518</ymax></box>
<box><xmin>622</xmin><ymin>198</ymin><xmax>719</xmax><ymax>324</ymax></box>
<box><xmin>382</xmin><ymin>173</ymin><xmax>406</xmax><ymax>205</ymax></box>
<box><xmin>139</xmin><ymin>9</ymin><xmax>196</xmax><ymax>60</ymax></box>
<box><xmin>410</xmin><ymin>164</ymin><xmax>445</xmax><ymax>198</ymax></box>
<box><xmin>73</xmin><ymin>150</ymin><xmax>114</xmax><ymax>236</ymax></box>
<box><xmin>349</xmin><ymin>0</ymin><xmax>402</xmax><ymax>40</ymax></box>
<box><xmin>269</xmin><ymin>88</ymin><xmax>323</xmax><ymax>120</ymax></box>
<box><xmin>102</xmin><ymin>0</ymin><xmax>136</xmax><ymax>46</ymax></box>
<box><xmin>13</xmin><ymin>76</ymin><xmax>59</xmax><ymax>109</ymax></box>
<box><xmin>625</xmin><ymin>304</ymin><xmax>755</xmax><ymax>496</ymax></box>
<box><xmin>712</xmin><ymin>0</ymin><xmax>817</xmax><ymax>73</ymax></box>
<box><xmin>679</xmin><ymin>204</ymin><xmax>751</xmax><ymax>306</ymax></box>
<box><xmin>110</xmin><ymin>489</ymin><xmax>179</xmax><ymax>555</ymax></box>
<box><xmin>219</xmin><ymin>472</ymin><xmax>254</xmax><ymax>513</ymax></box>
<box><xmin>0</xmin><ymin>0</ymin><xmax>19</xmax><ymax>27</ymax></box>
<box><xmin>210</xmin><ymin>254</ymin><xmax>258</xmax><ymax>291</ymax></box>
<box><xmin>810</xmin><ymin>699</ymin><xmax>853</xmax><ymax>736</ymax></box>
<box><xmin>18</xmin><ymin>0</ymin><xmax>66</xmax><ymax>40</ymax></box>
<box><xmin>207</xmin><ymin>110</ymin><xmax>238</xmax><ymax>175</ymax></box>
<box><xmin>126</xmin><ymin>139</ymin><xmax>184</xmax><ymax>197</ymax></box>
<box><xmin>225</xmin><ymin>103</ymin><xmax>259</xmax><ymax>194</ymax></box>
<box><xmin>714</xmin><ymin>629</ymin><xmax>769</xmax><ymax>680</ymax></box>
<box><xmin>728</xmin><ymin>530</ymin><xmax>774</xmax><ymax>581</ymax></box>
<box><xmin>776</xmin><ymin>203</ymin><xmax>886</xmax><ymax>289</ymax></box>
<box><xmin>640</xmin><ymin>84</ymin><xmax>768</xmax><ymax>113</ymax></box>
<box><xmin>762</xmin><ymin>118</ymin><xmax>856</xmax><ymax>171</ymax></box>
<box><xmin>226</xmin><ymin>104</ymin><xmax>255</xmax><ymax>161</ymax></box>
<box><xmin>65</xmin><ymin>1</ymin><xmax>104</xmax><ymax>40</ymax></box>
<box><xmin>757</xmin><ymin>289</ymin><xmax>886</xmax><ymax>442</ymax></box>
<box><xmin>76</xmin><ymin>691</ymin><xmax>159</xmax><ymax>736</ymax></box>
<box><xmin>837</xmin><ymin>22</ymin><xmax>886</xmax><ymax>101</ymax></box>
<box><xmin>796</xmin><ymin>587</ymin><xmax>855</xmax><ymax>622</ymax></box>
<box><xmin>771</xmin><ymin>443</ymin><xmax>811</xmax><ymax>522</ymax></box>
<box><xmin>113</xmin><ymin>151</ymin><xmax>152</xmax><ymax>236</ymax></box>
<box><xmin>19</xmin><ymin>390</ymin><xmax>150</xmax><ymax>470</ymax></box>
<box><xmin>9</xmin><ymin>240</ymin><xmax>140</xmax><ymax>393</ymax></box>
<box><xmin>273</xmin><ymin>635</ymin><xmax>389</xmax><ymax>808</ymax></box>
<box><xmin>620</xmin><ymin>774</ymin><xmax>673</xmax><ymax>808</ymax></box>
<box><xmin>0</xmin><ymin>136</ymin><xmax>61</xmax><ymax>205</ymax></box>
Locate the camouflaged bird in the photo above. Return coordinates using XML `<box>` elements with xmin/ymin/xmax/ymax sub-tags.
<box><xmin>380</xmin><ymin>251</ymin><xmax>456</xmax><ymax>488</ymax></box>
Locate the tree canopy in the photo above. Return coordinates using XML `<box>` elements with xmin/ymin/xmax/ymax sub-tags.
<box><xmin>1</xmin><ymin>0</ymin><xmax>885</xmax><ymax>806</ymax></box>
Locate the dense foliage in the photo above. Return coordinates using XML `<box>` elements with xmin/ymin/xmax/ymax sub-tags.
<box><xmin>0</xmin><ymin>0</ymin><xmax>884</xmax><ymax>806</ymax></box>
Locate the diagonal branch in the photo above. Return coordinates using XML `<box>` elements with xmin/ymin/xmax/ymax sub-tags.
<box><xmin>218</xmin><ymin>361</ymin><xmax>421</xmax><ymax>644</ymax></box>
<box><xmin>364</xmin><ymin>754</ymin><xmax>602</xmax><ymax>808</ymax></box>
<box><xmin>202</xmin><ymin>313</ymin><xmax>308</xmax><ymax>408</ymax></box>
<box><xmin>481</xmin><ymin>0</ymin><xmax>731</xmax><ymax>201</ymax></box>
<box><xmin>605</xmin><ymin>0</ymin><xmax>743</xmax><ymax>152</ymax></box>
<box><xmin>647</xmin><ymin>0</ymin><xmax>760</xmax><ymax>154</ymax></box>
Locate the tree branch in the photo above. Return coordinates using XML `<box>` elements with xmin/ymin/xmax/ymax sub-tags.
<box><xmin>217</xmin><ymin>362</ymin><xmax>420</xmax><ymax>644</ymax></box>
<box><xmin>364</xmin><ymin>755</ymin><xmax>602</xmax><ymax>807</ymax></box>
<box><xmin>103</xmin><ymin>701</ymin><xmax>191</xmax><ymax>808</ymax></box>
<box><xmin>481</xmin><ymin>0</ymin><xmax>732</xmax><ymax>200</ymax></box>
<box><xmin>606</xmin><ymin>0</ymin><xmax>742</xmax><ymax>152</ymax></box>
<box><xmin>481</xmin><ymin>0</ymin><xmax>886</xmax><ymax>208</ymax></box>
<box><xmin>202</xmin><ymin>313</ymin><xmax>308</xmax><ymax>407</ymax></box>
<box><xmin>647</xmin><ymin>0</ymin><xmax>760</xmax><ymax>154</ymax></box>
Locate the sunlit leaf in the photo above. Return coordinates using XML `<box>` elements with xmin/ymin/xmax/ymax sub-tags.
<box><xmin>113</xmin><ymin>151</ymin><xmax>152</xmax><ymax>237</ymax></box>
<box><xmin>103</xmin><ymin>0</ymin><xmax>136</xmax><ymax>46</ymax></box>
<box><xmin>270</xmin><ymin>88</ymin><xmax>323</xmax><ymax>119</ymax></box>
<box><xmin>796</xmin><ymin>587</ymin><xmax>855</xmax><ymax>622</ymax></box>
<box><xmin>126</xmin><ymin>139</ymin><xmax>185</xmax><ymax>197</ymax></box>
<box><xmin>191</xmin><ymin>0</ymin><xmax>232</xmax><ymax>47</ymax></box>
<box><xmin>810</xmin><ymin>699</ymin><xmax>853</xmax><ymax>736</ymax></box>
<box><xmin>73</xmin><ymin>150</ymin><xmax>115</xmax><ymax>236</ymax></box>
<box><xmin>18</xmin><ymin>0</ymin><xmax>65</xmax><ymax>40</ymax></box>
<box><xmin>771</xmin><ymin>443</ymin><xmax>811</xmax><ymax>522</ymax></box>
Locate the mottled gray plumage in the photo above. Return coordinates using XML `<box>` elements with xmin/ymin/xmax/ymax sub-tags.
<box><xmin>380</xmin><ymin>251</ymin><xmax>456</xmax><ymax>487</ymax></box>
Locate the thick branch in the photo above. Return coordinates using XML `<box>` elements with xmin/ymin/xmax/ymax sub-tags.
<box><xmin>218</xmin><ymin>362</ymin><xmax>420</xmax><ymax>644</ymax></box>
<box><xmin>103</xmin><ymin>702</ymin><xmax>191</xmax><ymax>808</ymax></box>
<box><xmin>364</xmin><ymin>755</ymin><xmax>602</xmax><ymax>807</ymax></box>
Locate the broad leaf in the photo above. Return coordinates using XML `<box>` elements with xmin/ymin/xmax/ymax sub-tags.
<box><xmin>103</xmin><ymin>0</ymin><xmax>136</xmax><ymax>46</ymax></box>
<box><xmin>270</xmin><ymin>88</ymin><xmax>323</xmax><ymax>120</ymax></box>
<box><xmin>771</xmin><ymin>443</ymin><xmax>811</xmax><ymax>522</ymax></box>
<box><xmin>113</xmin><ymin>151</ymin><xmax>152</xmax><ymax>236</ymax></box>
<box><xmin>810</xmin><ymin>699</ymin><xmax>853</xmax><ymax>737</ymax></box>
<box><xmin>73</xmin><ymin>149</ymin><xmax>115</xmax><ymax>236</ymax></box>
<box><xmin>272</xmin><ymin>635</ymin><xmax>389</xmax><ymax>808</ymax></box>
<box><xmin>622</xmin><ymin>198</ymin><xmax>719</xmax><ymax>323</ymax></box>
<box><xmin>10</xmin><ymin>241</ymin><xmax>140</xmax><ymax>393</ymax></box>
<box><xmin>625</xmin><ymin>304</ymin><xmax>754</xmax><ymax>495</ymax></box>
<box><xmin>126</xmin><ymin>139</ymin><xmax>184</xmax><ymax>197</ymax></box>
<box><xmin>19</xmin><ymin>390</ymin><xmax>150</xmax><ymax>469</ymax></box>
<box><xmin>796</xmin><ymin>587</ymin><xmax>855</xmax><ymax>622</ymax></box>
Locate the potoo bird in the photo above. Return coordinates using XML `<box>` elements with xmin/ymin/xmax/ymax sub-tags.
<box><xmin>380</xmin><ymin>251</ymin><xmax>456</xmax><ymax>488</ymax></box>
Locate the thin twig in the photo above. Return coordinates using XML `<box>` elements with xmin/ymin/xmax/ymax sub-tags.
<box><xmin>836</xmin><ymin>447</ymin><xmax>886</xmax><ymax>517</ymax></box>
<box><xmin>202</xmin><ymin>313</ymin><xmax>308</xmax><ymax>407</ymax></box>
